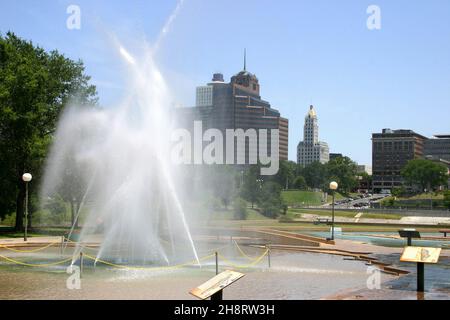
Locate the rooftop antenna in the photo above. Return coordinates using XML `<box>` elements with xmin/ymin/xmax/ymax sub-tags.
<box><xmin>243</xmin><ymin>48</ymin><xmax>247</xmax><ymax>71</ymax></box>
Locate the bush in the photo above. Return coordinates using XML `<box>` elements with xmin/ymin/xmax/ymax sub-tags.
<box><xmin>233</xmin><ymin>198</ymin><xmax>248</xmax><ymax>220</ymax></box>
<box><xmin>278</xmin><ymin>215</ymin><xmax>294</xmax><ymax>223</ymax></box>
<box><xmin>0</xmin><ymin>212</ymin><xmax>16</xmax><ymax>226</ymax></box>
<box><xmin>444</xmin><ymin>191</ymin><xmax>450</xmax><ymax>209</ymax></box>
<box><xmin>293</xmin><ymin>176</ymin><xmax>307</xmax><ymax>190</ymax></box>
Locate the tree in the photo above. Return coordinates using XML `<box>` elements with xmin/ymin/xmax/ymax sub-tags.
<box><xmin>240</xmin><ymin>165</ymin><xmax>261</xmax><ymax>208</ymax></box>
<box><xmin>0</xmin><ymin>32</ymin><xmax>97</xmax><ymax>230</ymax></box>
<box><xmin>257</xmin><ymin>182</ymin><xmax>284</xmax><ymax>218</ymax></box>
<box><xmin>401</xmin><ymin>159</ymin><xmax>449</xmax><ymax>192</ymax></box>
<box><xmin>57</xmin><ymin>156</ymin><xmax>86</xmax><ymax>227</ymax></box>
<box><xmin>209</xmin><ymin>165</ymin><xmax>236</xmax><ymax>209</ymax></box>
<box><xmin>302</xmin><ymin>161</ymin><xmax>327</xmax><ymax>190</ymax></box>
<box><xmin>326</xmin><ymin>156</ymin><xmax>358</xmax><ymax>194</ymax></box>
<box><xmin>293</xmin><ymin>175</ymin><xmax>307</xmax><ymax>190</ymax></box>
<box><xmin>270</xmin><ymin>160</ymin><xmax>296</xmax><ymax>189</ymax></box>
<box><xmin>444</xmin><ymin>191</ymin><xmax>450</xmax><ymax>210</ymax></box>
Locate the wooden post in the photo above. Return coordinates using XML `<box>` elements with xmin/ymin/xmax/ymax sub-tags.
<box><xmin>267</xmin><ymin>245</ymin><xmax>271</xmax><ymax>268</ymax></box>
<box><xmin>60</xmin><ymin>236</ymin><xmax>64</xmax><ymax>256</ymax></box>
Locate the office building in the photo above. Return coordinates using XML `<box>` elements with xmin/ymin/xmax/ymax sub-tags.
<box><xmin>372</xmin><ymin>129</ymin><xmax>427</xmax><ymax>192</ymax></box>
<box><xmin>424</xmin><ymin>134</ymin><xmax>450</xmax><ymax>162</ymax></box>
<box><xmin>176</xmin><ymin>58</ymin><xmax>289</xmax><ymax>164</ymax></box>
<box><xmin>297</xmin><ymin>105</ymin><xmax>329</xmax><ymax>166</ymax></box>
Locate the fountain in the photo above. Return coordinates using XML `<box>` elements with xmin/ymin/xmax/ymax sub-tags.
<box><xmin>40</xmin><ymin>2</ymin><xmax>199</xmax><ymax>266</ymax></box>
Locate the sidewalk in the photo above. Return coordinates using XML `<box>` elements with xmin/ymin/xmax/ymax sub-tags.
<box><xmin>0</xmin><ymin>236</ymin><xmax>62</xmax><ymax>246</ymax></box>
<box><xmin>299</xmin><ymin>213</ymin><xmax>450</xmax><ymax>226</ymax></box>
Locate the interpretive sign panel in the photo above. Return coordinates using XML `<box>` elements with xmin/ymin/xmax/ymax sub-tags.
<box><xmin>190</xmin><ymin>270</ymin><xmax>245</xmax><ymax>300</ymax></box>
<box><xmin>400</xmin><ymin>246</ymin><xmax>441</xmax><ymax>264</ymax></box>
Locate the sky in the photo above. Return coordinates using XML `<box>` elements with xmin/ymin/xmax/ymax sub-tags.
<box><xmin>1</xmin><ymin>0</ymin><xmax>449</xmax><ymax>164</ymax></box>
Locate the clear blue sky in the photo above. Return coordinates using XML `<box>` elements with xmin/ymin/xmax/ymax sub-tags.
<box><xmin>1</xmin><ymin>0</ymin><xmax>449</xmax><ymax>164</ymax></box>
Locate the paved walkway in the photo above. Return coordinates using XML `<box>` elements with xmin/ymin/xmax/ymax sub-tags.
<box><xmin>0</xmin><ymin>236</ymin><xmax>62</xmax><ymax>246</ymax></box>
<box><xmin>299</xmin><ymin>213</ymin><xmax>450</xmax><ymax>225</ymax></box>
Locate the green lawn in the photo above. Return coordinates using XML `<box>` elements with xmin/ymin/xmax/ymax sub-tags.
<box><xmin>282</xmin><ymin>190</ymin><xmax>346</xmax><ymax>207</ymax></box>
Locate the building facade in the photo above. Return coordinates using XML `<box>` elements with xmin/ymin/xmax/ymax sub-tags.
<box><xmin>176</xmin><ymin>65</ymin><xmax>289</xmax><ymax>164</ymax></box>
<box><xmin>297</xmin><ymin>105</ymin><xmax>329</xmax><ymax>166</ymax></box>
<box><xmin>357</xmin><ymin>165</ymin><xmax>373</xmax><ymax>176</ymax></box>
<box><xmin>424</xmin><ymin>134</ymin><xmax>450</xmax><ymax>162</ymax></box>
<box><xmin>330</xmin><ymin>153</ymin><xmax>343</xmax><ymax>161</ymax></box>
<box><xmin>372</xmin><ymin>129</ymin><xmax>427</xmax><ymax>192</ymax></box>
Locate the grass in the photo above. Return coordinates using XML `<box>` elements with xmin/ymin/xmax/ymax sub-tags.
<box><xmin>399</xmin><ymin>193</ymin><xmax>444</xmax><ymax>200</ymax></box>
<box><xmin>288</xmin><ymin>209</ymin><xmax>403</xmax><ymax>220</ymax></box>
<box><xmin>281</xmin><ymin>190</ymin><xmax>347</xmax><ymax>206</ymax></box>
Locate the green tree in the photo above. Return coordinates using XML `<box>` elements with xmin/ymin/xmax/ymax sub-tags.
<box><xmin>302</xmin><ymin>161</ymin><xmax>327</xmax><ymax>190</ymax></box>
<box><xmin>209</xmin><ymin>165</ymin><xmax>236</xmax><ymax>209</ymax></box>
<box><xmin>401</xmin><ymin>159</ymin><xmax>449</xmax><ymax>192</ymax></box>
<box><xmin>326</xmin><ymin>156</ymin><xmax>358</xmax><ymax>194</ymax></box>
<box><xmin>257</xmin><ymin>182</ymin><xmax>284</xmax><ymax>218</ymax></box>
<box><xmin>444</xmin><ymin>191</ymin><xmax>450</xmax><ymax>210</ymax></box>
<box><xmin>270</xmin><ymin>160</ymin><xmax>296</xmax><ymax>189</ymax></box>
<box><xmin>0</xmin><ymin>32</ymin><xmax>97</xmax><ymax>230</ymax></box>
<box><xmin>293</xmin><ymin>175</ymin><xmax>307</xmax><ymax>190</ymax></box>
<box><xmin>240</xmin><ymin>165</ymin><xmax>261</xmax><ymax>208</ymax></box>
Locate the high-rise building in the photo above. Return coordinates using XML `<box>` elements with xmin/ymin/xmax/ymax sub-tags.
<box><xmin>372</xmin><ymin>129</ymin><xmax>427</xmax><ymax>192</ymax></box>
<box><xmin>176</xmin><ymin>57</ymin><xmax>289</xmax><ymax>164</ymax></box>
<box><xmin>297</xmin><ymin>105</ymin><xmax>329</xmax><ymax>166</ymax></box>
<box><xmin>424</xmin><ymin>134</ymin><xmax>450</xmax><ymax>162</ymax></box>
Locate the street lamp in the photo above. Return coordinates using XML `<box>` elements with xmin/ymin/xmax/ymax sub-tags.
<box><xmin>22</xmin><ymin>173</ymin><xmax>32</xmax><ymax>242</ymax></box>
<box><xmin>328</xmin><ymin>181</ymin><xmax>338</xmax><ymax>241</ymax></box>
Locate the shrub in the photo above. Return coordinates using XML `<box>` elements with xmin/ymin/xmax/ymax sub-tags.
<box><xmin>444</xmin><ymin>191</ymin><xmax>450</xmax><ymax>210</ymax></box>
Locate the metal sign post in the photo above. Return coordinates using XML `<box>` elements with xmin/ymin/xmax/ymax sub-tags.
<box><xmin>398</xmin><ymin>229</ymin><xmax>421</xmax><ymax>246</ymax></box>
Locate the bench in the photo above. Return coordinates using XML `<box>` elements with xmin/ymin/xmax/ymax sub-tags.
<box><xmin>314</xmin><ymin>217</ymin><xmax>330</xmax><ymax>225</ymax></box>
<box><xmin>439</xmin><ymin>230</ymin><xmax>450</xmax><ymax>238</ymax></box>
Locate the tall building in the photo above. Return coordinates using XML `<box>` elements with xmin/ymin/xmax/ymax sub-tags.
<box><xmin>297</xmin><ymin>105</ymin><xmax>329</xmax><ymax>166</ymax></box>
<box><xmin>424</xmin><ymin>134</ymin><xmax>450</xmax><ymax>161</ymax></box>
<box><xmin>176</xmin><ymin>57</ymin><xmax>289</xmax><ymax>163</ymax></box>
<box><xmin>372</xmin><ymin>129</ymin><xmax>427</xmax><ymax>192</ymax></box>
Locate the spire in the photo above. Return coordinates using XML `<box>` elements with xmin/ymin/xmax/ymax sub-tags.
<box><xmin>243</xmin><ymin>48</ymin><xmax>246</xmax><ymax>71</ymax></box>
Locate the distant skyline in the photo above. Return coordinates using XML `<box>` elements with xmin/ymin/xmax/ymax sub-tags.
<box><xmin>1</xmin><ymin>0</ymin><xmax>449</xmax><ymax>164</ymax></box>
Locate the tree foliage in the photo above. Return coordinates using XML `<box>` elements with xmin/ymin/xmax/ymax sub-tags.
<box><xmin>240</xmin><ymin>164</ymin><xmax>261</xmax><ymax>208</ymax></box>
<box><xmin>0</xmin><ymin>32</ymin><xmax>97</xmax><ymax>229</ymax></box>
<box><xmin>257</xmin><ymin>181</ymin><xmax>284</xmax><ymax>218</ymax></box>
<box><xmin>444</xmin><ymin>191</ymin><xmax>450</xmax><ymax>210</ymax></box>
<box><xmin>401</xmin><ymin>159</ymin><xmax>449</xmax><ymax>192</ymax></box>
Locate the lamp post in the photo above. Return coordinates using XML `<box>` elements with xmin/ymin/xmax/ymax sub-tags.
<box><xmin>329</xmin><ymin>181</ymin><xmax>338</xmax><ymax>241</ymax></box>
<box><xmin>22</xmin><ymin>173</ymin><xmax>32</xmax><ymax>242</ymax></box>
